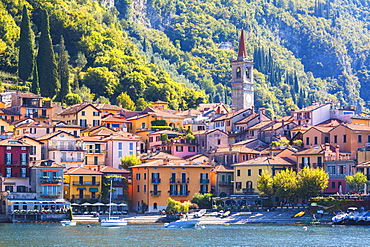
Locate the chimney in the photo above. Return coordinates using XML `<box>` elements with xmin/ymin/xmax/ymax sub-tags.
<box><xmin>259</xmin><ymin>108</ymin><xmax>265</xmax><ymax>115</ymax></box>
<box><xmin>251</xmin><ymin>106</ymin><xmax>255</xmax><ymax>113</ymax></box>
<box><xmin>282</xmin><ymin>119</ymin><xmax>285</xmax><ymax>127</ymax></box>
<box><xmin>335</xmin><ymin>145</ymin><xmax>340</xmax><ymax>159</ymax></box>
<box><xmin>163</xmin><ymin>157</ymin><xmax>169</xmax><ymax>165</ymax></box>
<box><xmin>97</xmin><ymin>165</ymin><xmax>101</xmax><ymax>171</ymax></box>
<box><xmin>203</xmin><ymin>159</ymin><xmax>207</xmax><ymax>165</ymax></box>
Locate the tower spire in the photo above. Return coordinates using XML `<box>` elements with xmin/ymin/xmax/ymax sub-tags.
<box><xmin>237</xmin><ymin>29</ymin><xmax>247</xmax><ymax>59</ymax></box>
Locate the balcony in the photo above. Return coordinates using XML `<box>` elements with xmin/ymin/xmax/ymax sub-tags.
<box><xmin>112</xmin><ymin>181</ymin><xmax>126</xmax><ymax>186</ymax></box>
<box><xmin>151</xmin><ymin>178</ymin><xmax>161</xmax><ymax>184</ymax></box>
<box><xmin>200</xmin><ymin>179</ymin><xmax>210</xmax><ymax>184</ymax></box>
<box><xmin>242</xmin><ymin>188</ymin><xmax>255</xmax><ymax>194</ymax></box>
<box><xmin>72</xmin><ymin>181</ymin><xmax>100</xmax><ymax>186</ymax></box>
<box><xmin>61</xmin><ymin>158</ymin><xmax>84</xmax><ymax>162</ymax></box>
<box><xmin>40</xmin><ymin>194</ymin><xmax>60</xmax><ymax>198</ymax></box>
<box><xmin>168</xmin><ymin>191</ymin><xmax>189</xmax><ymax>196</ymax></box>
<box><xmin>71</xmin><ymin>194</ymin><xmax>100</xmax><ymax>200</ymax></box>
<box><xmin>86</xmin><ymin>150</ymin><xmax>104</xmax><ymax>154</ymax></box>
<box><xmin>1</xmin><ymin>192</ymin><xmax>37</xmax><ymax>200</ymax></box>
<box><xmin>40</xmin><ymin>177</ymin><xmax>63</xmax><ymax>184</ymax></box>
<box><xmin>48</xmin><ymin>146</ymin><xmax>84</xmax><ymax>151</ymax></box>
<box><xmin>4</xmin><ymin>161</ymin><xmax>28</xmax><ymax>166</ymax></box>
<box><xmin>150</xmin><ymin>191</ymin><xmax>161</xmax><ymax>196</ymax></box>
<box><xmin>169</xmin><ymin>178</ymin><xmax>189</xmax><ymax>184</ymax></box>
<box><xmin>219</xmin><ymin>181</ymin><xmax>232</xmax><ymax>186</ymax></box>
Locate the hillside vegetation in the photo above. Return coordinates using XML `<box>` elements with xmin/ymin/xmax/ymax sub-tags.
<box><xmin>0</xmin><ymin>0</ymin><xmax>369</xmax><ymax>116</ymax></box>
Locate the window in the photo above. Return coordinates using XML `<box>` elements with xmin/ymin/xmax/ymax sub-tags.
<box><xmin>248</xmin><ymin>169</ymin><xmax>251</xmax><ymax>176</ymax></box>
<box><xmin>30</xmin><ymin>128</ymin><xmax>36</xmax><ymax>134</ymax></box>
<box><xmin>324</xmin><ymin>136</ymin><xmax>329</xmax><ymax>143</ymax></box>
<box><xmin>21</xmin><ymin>168</ymin><xmax>26</xmax><ymax>178</ymax></box>
<box><xmin>217</xmin><ymin>139</ymin><xmax>221</xmax><ymax>145</ymax></box>
<box><xmin>221</xmin><ymin>174</ymin><xmax>226</xmax><ymax>182</ymax></box>
<box><xmin>306</xmin><ymin>137</ymin><xmax>309</xmax><ymax>146</ymax></box>
<box><xmin>327</xmin><ymin>166</ymin><xmax>335</xmax><ymax>175</ymax></box>
<box><xmin>129</xmin><ymin>143</ymin><xmax>134</xmax><ymax>150</ymax></box>
<box><xmin>358</xmin><ymin>134</ymin><xmax>362</xmax><ymax>143</ymax></box>
<box><xmin>93</xmin><ymin>120</ymin><xmax>100</xmax><ymax>126</ymax></box>
<box><xmin>317</xmin><ymin>157</ymin><xmax>322</xmax><ymax>168</ymax></box>
<box><xmin>259</xmin><ymin>169</ymin><xmax>262</xmax><ymax>175</ymax></box>
<box><xmin>338</xmin><ymin>166</ymin><xmax>345</xmax><ymax>175</ymax></box>
<box><xmin>92</xmin><ymin>176</ymin><xmax>96</xmax><ymax>185</ymax></box>
<box><xmin>314</xmin><ymin>137</ymin><xmax>318</xmax><ymax>145</ymax></box>
<box><xmin>236</xmin><ymin>182</ymin><xmax>242</xmax><ymax>190</ymax></box>
<box><xmin>143</xmin><ymin>185</ymin><xmax>146</xmax><ymax>193</ymax></box>
<box><xmin>368</xmin><ymin>135</ymin><xmax>370</xmax><ymax>143</ymax></box>
<box><xmin>338</xmin><ymin>182</ymin><xmax>342</xmax><ymax>188</ymax></box>
<box><xmin>80</xmin><ymin>119</ymin><xmax>87</xmax><ymax>127</ymax></box>
<box><xmin>136</xmin><ymin>173</ymin><xmax>141</xmax><ymax>180</ymax></box>
<box><xmin>118</xmin><ymin>142</ymin><xmax>122</xmax><ymax>150</ymax></box>
<box><xmin>137</xmin><ymin>185</ymin><xmax>140</xmax><ymax>192</ymax></box>
<box><xmin>149</xmin><ymin>137</ymin><xmax>153</xmax><ymax>142</ymax></box>
<box><xmin>236</xmin><ymin>67</ymin><xmax>241</xmax><ymax>78</ymax></box>
<box><xmin>182</xmin><ymin>173</ymin><xmax>187</xmax><ymax>183</ymax></box>
<box><xmin>141</xmin><ymin>123</ymin><xmax>146</xmax><ymax>129</ymax></box>
<box><xmin>6</xmin><ymin>168</ymin><xmax>11</xmax><ymax>177</ymax></box>
<box><xmin>332</xmin><ymin>181</ymin><xmax>336</xmax><ymax>189</ymax></box>
<box><xmin>237</xmin><ymin>169</ymin><xmax>241</xmax><ymax>176</ymax></box>
<box><xmin>93</xmin><ymin>111</ymin><xmax>99</xmax><ymax>116</ymax></box>
<box><xmin>176</xmin><ymin>146</ymin><xmax>183</xmax><ymax>152</ymax></box>
<box><xmin>343</xmin><ymin>135</ymin><xmax>347</xmax><ymax>143</ymax></box>
<box><xmin>6</xmin><ymin>153</ymin><xmax>11</xmax><ymax>165</ymax></box>
<box><xmin>334</xmin><ymin>135</ymin><xmax>338</xmax><ymax>143</ymax></box>
<box><xmin>81</xmin><ymin>111</ymin><xmax>85</xmax><ymax>116</ymax></box>
<box><xmin>246</xmin><ymin>181</ymin><xmax>253</xmax><ymax>189</ymax></box>
<box><xmin>5</xmin><ymin>185</ymin><xmax>13</xmax><ymax>192</ymax></box>
<box><xmin>21</xmin><ymin>153</ymin><xmax>27</xmax><ymax>165</ymax></box>
<box><xmin>188</xmin><ymin>146</ymin><xmax>195</xmax><ymax>152</ymax></box>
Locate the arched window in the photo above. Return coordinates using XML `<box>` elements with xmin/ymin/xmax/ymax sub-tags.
<box><xmin>245</xmin><ymin>68</ymin><xmax>250</xmax><ymax>78</ymax></box>
<box><xmin>246</xmin><ymin>181</ymin><xmax>253</xmax><ymax>189</ymax></box>
<box><xmin>236</xmin><ymin>67</ymin><xmax>241</xmax><ymax>78</ymax></box>
<box><xmin>154</xmin><ymin>203</ymin><xmax>158</xmax><ymax>210</ymax></box>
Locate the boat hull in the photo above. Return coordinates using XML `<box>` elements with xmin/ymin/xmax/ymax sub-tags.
<box><xmin>101</xmin><ymin>220</ymin><xmax>128</xmax><ymax>227</ymax></box>
<box><xmin>60</xmin><ymin>220</ymin><xmax>76</xmax><ymax>226</ymax></box>
<box><xmin>164</xmin><ymin>220</ymin><xmax>199</xmax><ymax>228</ymax></box>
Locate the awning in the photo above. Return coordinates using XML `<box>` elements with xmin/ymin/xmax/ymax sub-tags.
<box><xmin>89</xmin><ymin>188</ymin><xmax>98</xmax><ymax>192</ymax></box>
<box><xmin>77</xmin><ymin>188</ymin><xmax>86</xmax><ymax>190</ymax></box>
<box><xmin>4</xmin><ymin>182</ymin><xmax>15</xmax><ymax>185</ymax></box>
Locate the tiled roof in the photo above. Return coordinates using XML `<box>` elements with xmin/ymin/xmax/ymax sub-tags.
<box><xmin>99</xmin><ymin>165</ymin><xmax>130</xmax><ymax>173</ymax></box>
<box><xmin>148</xmin><ymin>130</ymin><xmax>181</xmax><ymax>136</ymax></box>
<box><xmin>58</xmin><ymin>103</ymin><xmax>99</xmax><ymax>115</ymax></box>
<box><xmin>0</xmin><ymin>139</ymin><xmax>32</xmax><ymax>146</ymax></box>
<box><xmin>213</xmin><ymin>108</ymin><xmax>251</xmax><ymax>121</ymax></box>
<box><xmin>142</xmin><ymin>107</ymin><xmax>184</xmax><ymax>119</ymax></box>
<box><xmin>64</xmin><ymin>167</ymin><xmax>103</xmax><ymax>175</ymax></box>
<box><xmin>93</xmin><ymin>103</ymin><xmax>126</xmax><ymax>111</ymax></box>
<box><xmin>17</xmin><ymin>121</ymin><xmax>53</xmax><ymax>128</ymax></box>
<box><xmin>91</xmin><ymin>129</ymin><xmax>116</xmax><ymax>137</ymax></box>
<box><xmin>248</xmin><ymin>121</ymin><xmax>272</xmax><ymax>130</ymax></box>
<box><xmin>140</xmin><ymin>152</ymin><xmax>183</xmax><ymax>161</ymax></box>
<box><xmin>193</xmin><ymin>129</ymin><xmax>227</xmax><ymax>136</ymax></box>
<box><xmin>101</xmin><ymin>131</ymin><xmax>141</xmax><ymax>141</ymax></box>
<box><xmin>37</xmin><ymin>130</ymin><xmax>77</xmax><ymax>141</ymax></box>
<box><xmin>212</xmin><ymin>164</ymin><xmax>233</xmax><ymax>172</ymax></box>
<box><xmin>176</xmin><ymin>109</ymin><xmax>202</xmax><ymax>116</ymax></box>
<box><xmin>31</xmin><ymin>160</ymin><xmax>64</xmax><ymax>168</ymax></box>
<box><xmin>102</xmin><ymin>115</ymin><xmax>129</xmax><ymax>123</ymax></box>
<box><xmin>81</xmin><ymin>136</ymin><xmax>106</xmax><ymax>142</ymax></box>
<box><xmin>294</xmin><ymin>145</ymin><xmax>334</xmax><ymax>155</ymax></box>
<box><xmin>213</xmin><ymin>146</ymin><xmax>260</xmax><ymax>154</ymax></box>
<box><xmin>152</xmin><ymin>100</ymin><xmax>168</xmax><ymax>104</ymax></box>
<box><xmin>262</xmin><ymin>121</ymin><xmax>296</xmax><ymax>132</ymax></box>
<box><xmin>17</xmin><ymin>92</ymin><xmax>42</xmax><ymax>99</ymax></box>
<box><xmin>291</xmin><ymin>125</ymin><xmax>313</xmax><ymax>132</ymax></box>
<box><xmin>235</xmin><ymin>113</ymin><xmax>259</xmax><ymax>125</ymax></box>
<box><xmin>292</xmin><ymin>103</ymin><xmax>329</xmax><ymax>113</ymax></box>
<box><xmin>342</xmin><ymin>123</ymin><xmax>370</xmax><ymax>131</ymax></box>
<box><xmin>183</xmin><ymin>154</ymin><xmax>209</xmax><ymax>161</ymax></box>
<box><xmin>233</xmin><ymin>156</ymin><xmax>296</xmax><ymax>166</ymax></box>
<box><xmin>233</xmin><ymin>138</ymin><xmax>259</xmax><ymax>146</ymax></box>
<box><xmin>0</xmin><ymin>108</ymin><xmax>21</xmax><ymax>115</ymax></box>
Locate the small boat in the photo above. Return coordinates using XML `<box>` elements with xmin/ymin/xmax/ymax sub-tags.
<box><xmin>194</xmin><ymin>209</ymin><xmax>207</xmax><ymax>218</ymax></box>
<box><xmin>164</xmin><ymin>219</ymin><xmax>200</xmax><ymax>228</ymax></box>
<box><xmin>101</xmin><ymin>180</ymin><xmax>127</xmax><ymax>227</ymax></box>
<box><xmin>294</xmin><ymin>211</ymin><xmax>306</xmax><ymax>217</ymax></box>
<box><xmin>60</xmin><ymin>220</ymin><xmax>76</xmax><ymax>226</ymax></box>
<box><xmin>221</xmin><ymin>211</ymin><xmax>230</xmax><ymax>217</ymax></box>
<box><xmin>101</xmin><ymin>217</ymin><xmax>127</xmax><ymax>227</ymax></box>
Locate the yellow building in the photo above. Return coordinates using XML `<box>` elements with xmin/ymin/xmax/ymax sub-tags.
<box><xmin>80</xmin><ymin>125</ymin><xmax>114</xmax><ymax>137</ymax></box>
<box><xmin>93</xmin><ymin>103</ymin><xmax>125</xmax><ymax>115</ymax></box>
<box><xmin>131</xmin><ymin>158</ymin><xmax>212</xmax><ymax>213</ymax></box>
<box><xmin>58</xmin><ymin>103</ymin><xmax>102</xmax><ymax>128</ymax></box>
<box><xmin>232</xmin><ymin>156</ymin><xmax>295</xmax><ymax>194</ymax></box>
<box><xmin>18</xmin><ymin>136</ymin><xmax>43</xmax><ymax>161</ymax></box>
<box><xmin>64</xmin><ymin>167</ymin><xmax>103</xmax><ymax>201</ymax></box>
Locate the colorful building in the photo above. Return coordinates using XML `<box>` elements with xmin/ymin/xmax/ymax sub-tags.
<box><xmin>58</xmin><ymin>103</ymin><xmax>102</xmax><ymax>128</ymax></box>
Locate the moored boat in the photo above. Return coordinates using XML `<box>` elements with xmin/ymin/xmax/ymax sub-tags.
<box><xmin>164</xmin><ymin>219</ymin><xmax>200</xmax><ymax>228</ymax></box>
<box><xmin>332</xmin><ymin>207</ymin><xmax>370</xmax><ymax>225</ymax></box>
<box><xmin>60</xmin><ymin>220</ymin><xmax>76</xmax><ymax>226</ymax></box>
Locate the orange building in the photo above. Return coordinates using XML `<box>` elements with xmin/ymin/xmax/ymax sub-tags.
<box><xmin>131</xmin><ymin>158</ymin><xmax>212</xmax><ymax>213</ymax></box>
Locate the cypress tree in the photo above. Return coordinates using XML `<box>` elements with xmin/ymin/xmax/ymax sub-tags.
<box><xmin>36</xmin><ymin>9</ymin><xmax>60</xmax><ymax>98</ymax></box>
<box><xmin>31</xmin><ymin>62</ymin><xmax>40</xmax><ymax>95</ymax></box>
<box><xmin>18</xmin><ymin>6</ymin><xmax>34</xmax><ymax>82</ymax></box>
<box><xmin>56</xmin><ymin>36</ymin><xmax>70</xmax><ymax>102</ymax></box>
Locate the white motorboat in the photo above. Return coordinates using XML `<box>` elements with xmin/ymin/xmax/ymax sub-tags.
<box><xmin>101</xmin><ymin>180</ymin><xmax>127</xmax><ymax>227</ymax></box>
<box><xmin>164</xmin><ymin>219</ymin><xmax>200</xmax><ymax>228</ymax></box>
<box><xmin>60</xmin><ymin>220</ymin><xmax>77</xmax><ymax>226</ymax></box>
<box><xmin>194</xmin><ymin>209</ymin><xmax>207</xmax><ymax>218</ymax></box>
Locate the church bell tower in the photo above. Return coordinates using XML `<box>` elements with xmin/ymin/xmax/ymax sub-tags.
<box><xmin>231</xmin><ymin>30</ymin><xmax>254</xmax><ymax>111</ymax></box>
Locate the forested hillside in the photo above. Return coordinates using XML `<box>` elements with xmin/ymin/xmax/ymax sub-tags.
<box><xmin>0</xmin><ymin>0</ymin><xmax>369</xmax><ymax>117</ymax></box>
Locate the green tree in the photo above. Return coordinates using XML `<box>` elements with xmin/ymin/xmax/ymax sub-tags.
<box><xmin>82</xmin><ymin>67</ymin><xmax>119</xmax><ymax>98</ymax></box>
<box><xmin>257</xmin><ymin>170</ymin><xmax>274</xmax><ymax>197</ymax></box>
<box><xmin>160</xmin><ymin>133</ymin><xmax>168</xmax><ymax>143</ymax></box>
<box><xmin>18</xmin><ymin>6</ymin><xmax>34</xmax><ymax>82</ymax></box>
<box><xmin>74</xmin><ymin>85</ymin><xmax>94</xmax><ymax>102</ymax></box>
<box><xmin>31</xmin><ymin>62</ymin><xmax>40</xmax><ymax>95</ymax></box>
<box><xmin>191</xmin><ymin>193</ymin><xmax>213</xmax><ymax>208</ymax></box>
<box><xmin>36</xmin><ymin>9</ymin><xmax>59</xmax><ymax>98</ymax></box>
<box><xmin>297</xmin><ymin>167</ymin><xmax>329</xmax><ymax>198</ymax></box>
<box><xmin>64</xmin><ymin>93</ymin><xmax>82</xmax><ymax>105</ymax></box>
<box><xmin>166</xmin><ymin>197</ymin><xmax>191</xmax><ymax>215</ymax></box>
<box><xmin>346</xmin><ymin>172</ymin><xmax>368</xmax><ymax>193</ymax></box>
<box><xmin>95</xmin><ymin>96</ymin><xmax>111</xmax><ymax>104</ymax></box>
<box><xmin>273</xmin><ymin>169</ymin><xmax>298</xmax><ymax>203</ymax></box>
<box><xmin>116</xmin><ymin>92</ymin><xmax>135</xmax><ymax>110</ymax></box>
<box><xmin>136</xmin><ymin>97</ymin><xmax>149</xmax><ymax>111</ymax></box>
<box><xmin>120</xmin><ymin>154</ymin><xmax>141</xmax><ymax>170</ymax></box>
<box><xmin>56</xmin><ymin>36</ymin><xmax>70</xmax><ymax>102</ymax></box>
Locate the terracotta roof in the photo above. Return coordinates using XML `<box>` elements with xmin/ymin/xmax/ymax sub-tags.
<box><xmin>197</xmin><ymin>103</ymin><xmax>225</xmax><ymax>112</ymax></box>
<box><xmin>148</xmin><ymin>130</ymin><xmax>181</xmax><ymax>136</ymax></box>
<box><xmin>233</xmin><ymin>156</ymin><xmax>296</xmax><ymax>166</ymax></box>
<box><xmin>248</xmin><ymin>121</ymin><xmax>272</xmax><ymax>130</ymax></box>
<box><xmin>132</xmin><ymin>159</ymin><xmax>211</xmax><ymax>168</ymax></box>
<box><xmin>237</xmin><ymin>29</ymin><xmax>247</xmax><ymax>58</ymax></box>
<box><xmin>93</xmin><ymin>103</ymin><xmax>126</xmax><ymax>111</ymax></box>
<box><xmin>291</xmin><ymin>125</ymin><xmax>313</xmax><ymax>132</ymax></box>
<box><xmin>294</xmin><ymin>145</ymin><xmax>334</xmax><ymax>156</ymax></box>
<box><xmin>262</xmin><ymin>121</ymin><xmax>296</xmax><ymax>132</ymax></box>
<box><xmin>292</xmin><ymin>103</ymin><xmax>330</xmax><ymax>113</ymax></box>
<box><xmin>0</xmin><ymin>108</ymin><xmax>21</xmax><ymax>115</ymax></box>
<box><xmin>309</xmin><ymin>126</ymin><xmax>334</xmax><ymax>133</ymax></box>
<box><xmin>233</xmin><ymin>138</ymin><xmax>259</xmax><ymax>146</ymax></box>
<box><xmin>212</xmin><ymin>164</ymin><xmax>233</xmax><ymax>172</ymax></box>
<box><xmin>0</xmin><ymin>139</ymin><xmax>32</xmax><ymax>146</ymax></box>
<box><xmin>64</xmin><ymin>167</ymin><xmax>103</xmax><ymax>175</ymax></box>
<box><xmin>102</xmin><ymin>115</ymin><xmax>129</xmax><ymax>123</ymax></box>
<box><xmin>142</xmin><ymin>107</ymin><xmax>184</xmax><ymax>119</ymax></box>
<box><xmin>213</xmin><ymin>108</ymin><xmax>251</xmax><ymax>121</ymax></box>
<box><xmin>17</xmin><ymin>121</ymin><xmax>53</xmax><ymax>128</ymax></box>
<box><xmin>58</xmin><ymin>103</ymin><xmax>99</xmax><ymax>115</ymax></box>
<box><xmin>86</xmin><ymin>165</ymin><xmax>130</xmax><ymax>174</ymax></box>
<box><xmin>213</xmin><ymin>146</ymin><xmax>260</xmax><ymax>154</ymax></box>
<box><xmin>183</xmin><ymin>154</ymin><xmax>209</xmax><ymax>161</ymax></box>
<box><xmin>235</xmin><ymin>113</ymin><xmax>259</xmax><ymax>125</ymax></box>
<box><xmin>91</xmin><ymin>129</ymin><xmax>116</xmax><ymax>137</ymax></box>
<box><xmin>81</xmin><ymin>125</ymin><xmax>110</xmax><ymax>134</ymax></box>
<box><xmin>55</xmin><ymin>123</ymin><xmax>84</xmax><ymax>129</ymax></box>
<box><xmin>140</xmin><ymin>152</ymin><xmax>183</xmax><ymax>161</ymax></box>
<box><xmin>193</xmin><ymin>129</ymin><xmax>227</xmax><ymax>136</ymax></box>
<box><xmin>31</xmin><ymin>160</ymin><xmax>64</xmax><ymax>168</ymax></box>
<box><xmin>152</xmin><ymin>100</ymin><xmax>168</xmax><ymax>104</ymax></box>
<box><xmin>177</xmin><ymin>109</ymin><xmax>202</xmax><ymax>117</ymax></box>
<box><xmin>125</xmin><ymin>113</ymin><xmax>150</xmax><ymax>121</ymax></box>
<box><xmin>101</xmin><ymin>131</ymin><xmax>141</xmax><ymax>141</ymax></box>
<box><xmin>37</xmin><ymin>130</ymin><xmax>78</xmax><ymax>141</ymax></box>
<box><xmin>18</xmin><ymin>136</ymin><xmax>44</xmax><ymax>144</ymax></box>
<box><xmin>81</xmin><ymin>136</ymin><xmax>106</xmax><ymax>142</ymax></box>
<box><xmin>342</xmin><ymin>123</ymin><xmax>370</xmax><ymax>131</ymax></box>
<box><xmin>17</xmin><ymin>92</ymin><xmax>42</xmax><ymax>99</ymax></box>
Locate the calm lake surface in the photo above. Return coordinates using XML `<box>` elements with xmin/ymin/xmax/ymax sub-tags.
<box><xmin>1</xmin><ymin>223</ymin><xmax>369</xmax><ymax>246</ymax></box>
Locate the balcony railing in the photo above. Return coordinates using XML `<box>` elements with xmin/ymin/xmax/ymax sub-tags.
<box><xmin>72</xmin><ymin>181</ymin><xmax>100</xmax><ymax>186</ymax></box>
<box><xmin>200</xmin><ymin>179</ymin><xmax>210</xmax><ymax>184</ymax></box>
<box><xmin>86</xmin><ymin>150</ymin><xmax>104</xmax><ymax>154</ymax></box>
<box><xmin>4</xmin><ymin>161</ymin><xmax>28</xmax><ymax>166</ymax></box>
<box><xmin>40</xmin><ymin>177</ymin><xmax>63</xmax><ymax>183</ymax></box>
<box><xmin>41</xmin><ymin>194</ymin><xmax>61</xmax><ymax>198</ymax></box>
<box><xmin>61</xmin><ymin>158</ymin><xmax>84</xmax><ymax>162</ymax></box>
<box><xmin>168</xmin><ymin>191</ymin><xmax>189</xmax><ymax>196</ymax></box>
<box><xmin>242</xmin><ymin>188</ymin><xmax>255</xmax><ymax>194</ymax></box>
<box><xmin>169</xmin><ymin>178</ymin><xmax>189</xmax><ymax>184</ymax></box>
<box><xmin>150</xmin><ymin>191</ymin><xmax>161</xmax><ymax>196</ymax></box>
<box><xmin>71</xmin><ymin>195</ymin><xmax>100</xmax><ymax>199</ymax></box>
<box><xmin>48</xmin><ymin>146</ymin><xmax>84</xmax><ymax>151</ymax></box>
<box><xmin>219</xmin><ymin>181</ymin><xmax>232</xmax><ymax>186</ymax></box>
<box><xmin>151</xmin><ymin>178</ymin><xmax>161</xmax><ymax>184</ymax></box>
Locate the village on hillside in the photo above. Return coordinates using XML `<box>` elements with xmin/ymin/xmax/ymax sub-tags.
<box><xmin>0</xmin><ymin>30</ymin><xmax>370</xmax><ymax>222</ymax></box>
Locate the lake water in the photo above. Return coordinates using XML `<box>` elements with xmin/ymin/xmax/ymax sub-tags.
<box><xmin>1</xmin><ymin>223</ymin><xmax>369</xmax><ymax>246</ymax></box>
